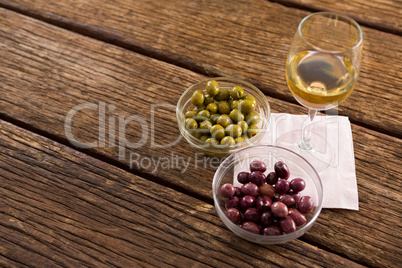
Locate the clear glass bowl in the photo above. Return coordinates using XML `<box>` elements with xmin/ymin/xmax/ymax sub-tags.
<box><xmin>176</xmin><ymin>77</ymin><xmax>270</xmax><ymax>157</ymax></box>
<box><xmin>212</xmin><ymin>145</ymin><xmax>323</xmax><ymax>244</ymax></box>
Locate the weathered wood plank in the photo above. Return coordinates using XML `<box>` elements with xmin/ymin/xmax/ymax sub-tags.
<box><xmin>270</xmin><ymin>0</ymin><xmax>402</xmax><ymax>34</ymax></box>
<box><xmin>0</xmin><ymin>120</ymin><xmax>366</xmax><ymax>267</ymax></box>
<box><xmin>0</xmin><ymin>0</ymin><xmax>401</xmax><ymax>137</ymax></box>
<box><xmin>0</xmin><ymin>9</ymin><xmax>401</xmax><ymax>267</ymax></box>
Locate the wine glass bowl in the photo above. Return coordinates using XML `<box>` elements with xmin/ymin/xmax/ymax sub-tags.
<box><xmin>286</xmin><ymin>12</ymin><xmax>363</xmax><ymax>111</ymax></box>
<box><xmin>277</xmin><ymin>12</ymin><xmax>363</xmax><ymax>173</ymax></box>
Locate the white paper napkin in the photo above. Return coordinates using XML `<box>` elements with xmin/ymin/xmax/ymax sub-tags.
<box><xmin>255</xmin><ymin>113</ymin><xmax>359</xmax><ymax>210</ymax></box>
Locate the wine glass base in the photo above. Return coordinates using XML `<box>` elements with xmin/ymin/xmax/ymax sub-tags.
<box><xmin>275</xmin><ymin>130</ymin><xmax>333</xmax><ymax>175</ymax></box>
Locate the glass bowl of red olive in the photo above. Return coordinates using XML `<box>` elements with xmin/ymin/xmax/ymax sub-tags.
<box><xmin>212</xmin><ymin>145</ymin><xmax>323</xmax><ymax>244</ymax></box>
<box><xmin>176</xmin><ymin>77</ymin><xmax>270</xmax><ymax>157</ymax></box>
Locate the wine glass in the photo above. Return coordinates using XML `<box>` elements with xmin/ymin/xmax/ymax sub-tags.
<box><xmin>276</xmin><ymin>12</ymin><xmax>363</xmax><ymax>173</ymax></box>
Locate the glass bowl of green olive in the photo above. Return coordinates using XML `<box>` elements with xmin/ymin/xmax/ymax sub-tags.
<box><xmin>176</xmin><ymin>77</ymin><xmax>270</xmax><ymax>157</ymax></box>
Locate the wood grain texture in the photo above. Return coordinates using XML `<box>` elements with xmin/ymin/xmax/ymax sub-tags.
<box><xmin>0</xmin><ymin>120</ymin><xmax>366</xmax><ymax>267</ymax></box>
<box><xmin>0</xmin><ymin>9</ymin><xmax>401</xmax><ymax>267</ymax></box>
<box><xmin>0</xmin><ymin>0</ymin><xmax>401</xmax><ymax>137</ymax></box>
<box><xmin>270</xmin><ymin>0</ymin><xmax>402</xmax><ymax>34</ymax></box>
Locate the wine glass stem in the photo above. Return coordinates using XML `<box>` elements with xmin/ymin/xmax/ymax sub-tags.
<box><xmin>299</xmin><ymin>109</ymin><xmax>317</xmax><ymax>150</ymax></box>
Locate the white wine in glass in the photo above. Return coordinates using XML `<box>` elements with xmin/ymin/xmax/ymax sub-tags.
<box><xmin>277</xmin><ymin>12</ymin><xmax>363</xmax><ymax>173</ymax></box>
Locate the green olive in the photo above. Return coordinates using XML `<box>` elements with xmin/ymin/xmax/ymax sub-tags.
<box><xmin>210</xmin><ymin>113</ymin><xmax>220</xmax><ymax>124</ymax></box>
<box><xmin>203</xmin><ymin>95</ymin><xmax>214</xmax><ymax>106</ymax></box>
<box><xmin>230</xmin><ymin>86</ymin><xmax>244</xmax><ymax>100</ymax></box>
<box><xmin>210</xmin><ymin>124</ymin><xmax>225</xmax><ymax>140</ymax></box>
<box><xmin>237</xmin><ymin>120</ymin><xmax>249</xmax><ymax>133</ymax></box>
<box><xmin>185</xmin><ymin>110</ymin><xmax>197</xmax><ymax>118</ymax></box>
<box><xmin>197</xmin><ymin>110</ymin><xmax>211</xmax><ymax>120</ymax></box>
<box><xmin>206</xmin><ymin>80</ymin><xmax>219</xmax><ymax>96</ymax></box>
<box><xmin>229</xmin><ymin>109</ymin><xmax>244</xmax><ymax>123</ymax></box>
<box><xmin>191</xmin><ymin>90</ymin><xmax>205</xmax><ymax>106</ymax></box>
<box><xmin>240</xmin><ymin>99</ymin><xmax>256</xmax><ymax>114</ymax></box>
<box><xmin>220</xmin><ymin>136</ymin><xmax>236</xmax><ymax>146</ymax></box>
<box><xmin>235</xmin><ymin>137</ymin><xmax>246</xmax><ymax>144</ymax></box>
<box><xmin>243</xmin><ymin>94</ymin><xmax>257</xmax><ymax>106</ymax></box>
<box><xmin>206</xmin><ymin>103</ymin><xmax>218</xmax><ymax>114</ymax></box>
<box><xmin>214</xmin><ymin>88</ymin><xmax>230</xmax><ymax>101</ymax></box>
<box><xmin>199</xmin><ymin>120</ymin><xmax>213</xmax><ymax>134</ymax></box>
<box><xmin>200</xmin><ymin>135</ymin><xmax>209</xmax><ymax>142</ymax></box>
<box><xmin>218</xmin><ymin>101</ymin><xmax>231</xmax><ymax>114</ymax></box>
<box><xmin>185</xmin><ymin>118</ymin><xmax>198</xmax><ymax>130</ymax></box>
<box><xmin>245</xmin><ymin>111</ymin><xmax>261</xmax><ymax>125</ymax></box>
<box><xmin>230</xmin><ymin>100</ymin><xmax>241</xmax><ymax>110</ymax></box>
<box><xmin>247</xmin><ymin>125</ymin><xmax>259</xmax><ymax>138</ymax></box>
<box><xmin>225</xmin><ymin>124</ymin><xmax>243</xmax><ymax>138</ymax></box>
<box><xmin>216</xmin><ymin>114</ymin><xmax>231</xmax><ymax>128</ymax></box>
<box><xmin>206</xmin><ymin>137</ymin><xmax>219</xmax><ymax>145</ymax></box>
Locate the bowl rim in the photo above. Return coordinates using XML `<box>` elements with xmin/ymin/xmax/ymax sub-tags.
<box><xmin>176</xmin><ymin>77</ymin><xmax>271</xmax><ymax>153</ymax></box>
<box><xmin>212</xmin><ymin>144</ymin><xmax>324</xmax><ymax>243</ymax></box>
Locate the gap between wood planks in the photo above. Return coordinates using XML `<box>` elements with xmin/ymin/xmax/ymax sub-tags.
<box><xmin>268</xmin><ymin>0</ymin><xmax>402</xmax><ymax>36</ymax></box>
<box><xmin>0</xmin><ymin>2</ymin><xmax>400</xmax><ymax>139</ymax></box>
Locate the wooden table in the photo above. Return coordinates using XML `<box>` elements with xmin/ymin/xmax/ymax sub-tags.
<box><xmin>1</xmin><ymin>0</ymin><xmax>401</xmax><ymax>267</ymax></box>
